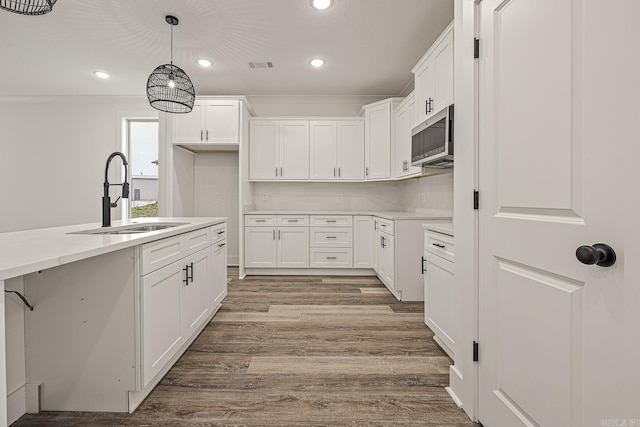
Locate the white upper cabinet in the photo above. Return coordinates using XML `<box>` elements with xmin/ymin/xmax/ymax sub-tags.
<box><xmin>395</xmin><ymin>92</ymin><xmax>421</xmax><ymax>178</ymax></box>
<box><xmin>173</xmin><ymin>99</ymin><xmax>240</xmax><ymax>145</ymax></box>
<box><xmin>310</xmin><ymin>120</ymin><xmax>364</xmax><ymax>180</ymax></box>
<box><xmin>250</xmin><ymin>120</ymin><xmax>309</xmax><ymax>180</ymax></box>
<box><xmin>363</xmin><ymin>99</ymin><xmax>402</xmax><ymax>181</ymax></box>
<box><xmin>413</xmin><ymin>23</ymin><xmax>454</xmax><ymax>125</ymax></box>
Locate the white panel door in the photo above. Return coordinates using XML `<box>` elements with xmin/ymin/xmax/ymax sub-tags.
<box><xmin>432</xmin><ymin>30</ymin><xmax>454</xmax><ymax>114</ymax></box>
<box><xmin>204</xmin><ymin>100</ymin><xmax>239</xmax><ymax>144</ymax></box>
<box><xmin>414</xmin><ymin>59</ymin><xmax>434</xmax><ymax>124</ymax></box>
<box><xmin>249</xmin><ymin>120</ymin><xmax>279</xmax><ymax>180</ymax></box>
<box><xmin>478</xmin><ymin>1</ymin><xmax>632</xmax><ymax>426</ymax></box>
<box><xmin>280</xmin><ymin>120</ymin><xmax>309</xmax><ymax>180</ymax></box>
<box><xmin>353</xmin><ymin>216</ymin><xmax>373</xmax><ymax>268</ymax></box>
<box><xmin>337</xmin><ymin>121</ymin><xmax>365</xmax><ymax>180</ymax></box>
<box><xmin>309</xmin><ymin>121</ymin><xmax>337</xmax><ymax>180</ymax></box>
<box><xmin>181</xmin><ymin>249</ymin><xmax>210</xmax><ymax>337</ymax></box>
<box><xmin>210</xmin><ymin>240</ymin><xmax>227</xmax><ymax>308</ymax></box>
<box><xmin>141</xmin><ymin>262</ymin><xmax>183</xmax><ymax>387</ymax></box>
<box><xmin>394</xmin><ymin>94</ymin><xmax>420</xmax><ymax>178</ymax></box>
<box><xmin>365</xmin><ymin>103</ymin><xmax>391</xmax><ymax>180</ymax></box>
<box><xmin>378</xmin><ymin>234</ymin><xmax>395</xmax><ymax>289</ymax></box>
<box><xmin>424</xmin><ymin>252</ymin><xmax>455</xmax><ymax>356</ymax></box>
<box><xmin>244</xmin><ymin>227</ymin><xmax>276</xmax><ymax>267</ymax></box>
<box><xmin>277</xmin><ymin>227</ymin><xmax>309</xmax><ymax>267</ymax></box>
<box><xmin>173</xmin><ymin>101</ymin><xmax>204</xmax><ymax>143</ymax></box>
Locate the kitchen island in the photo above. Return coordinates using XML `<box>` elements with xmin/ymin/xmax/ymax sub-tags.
<box><xmin>0</xmin><ymin>217</ymin><xmax>228</xmax><ymax>424</ymax></box>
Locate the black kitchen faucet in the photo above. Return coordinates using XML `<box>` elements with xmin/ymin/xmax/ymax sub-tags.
<box><xmin>102</xmin><ymin>151</ymin><xmax>130</xmax><ymax>227</ymax></box>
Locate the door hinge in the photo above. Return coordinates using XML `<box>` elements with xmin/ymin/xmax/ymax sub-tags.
<box><xmin>473</xmin><ymin>190</ymin><xmax>479</xmax><ymax>210</ymax></box>
<box><xmin>473</xmin><ymin>341</ymin><xmax>479</xmax><ymax>362</ymax></box>
<box><xmin>474</xmin><ymin>38</ymin><xmax>480</xmax><ymax>59</ymax></box>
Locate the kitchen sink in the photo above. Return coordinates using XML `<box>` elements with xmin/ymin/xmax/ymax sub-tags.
<box><xmin>69</xmin><ymin>222</ymin><xmax>189</xmax><ymax>235</ymax></box>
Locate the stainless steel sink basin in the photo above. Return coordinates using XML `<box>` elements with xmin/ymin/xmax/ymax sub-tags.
<box><xmin>69</xmin><ymin>222</ymin><xmax>189</xmax><ymax>235</ymax></box>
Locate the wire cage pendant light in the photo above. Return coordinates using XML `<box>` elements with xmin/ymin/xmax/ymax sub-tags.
<box><xmin>146</xmin><ymin>15</ymin><xmax>195</xmax><ymax>114</ymax></box>
<box><xmin>0</xmin><ymin>0</ymin><xmax>56</xmax><ymax>15</ymax></box>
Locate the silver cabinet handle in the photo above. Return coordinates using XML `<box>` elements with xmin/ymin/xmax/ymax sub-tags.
<box><xmin>288</xmin><ymin>219</ymin><xmax>298</xmax><ymax>223</ymax></box>
<box><xmin>338</xmin><ymin>167</ymin><xmax>341</xmax><ymax>177</ymax></box>
<box><xmin>206</xmin><ymin>130</ymin><xmax>209</xmax><ymax>140</ymax></box>
<box><xmin>280</xmin><ymin>167</ymin><xmax>283</xmax><ymax>176</ymax></box>
<box><xmin>273</xmin><ymin>230</ymin><xmax>275</xmax><ymax>240</ymax></box>
<box><xmin>326</xmin><ymin>236</ymin><xmax>337</xmax><ymax>239</ymax></box>
<box><xmin>326</xmin><ymin>256</ymin><xmax>337</xmax><ymax>260</ymax></box>
<box><xmin>326</xmin><ymin>220</ymin><xmax>337</xmax><ymax>223</ymax></box>
<box><xmin>200</xmin><ymin>130</ymin><xmax>203</xmax><ymax>141</ymax></box>
<box><xmin>278</xmin><ymin>230</ymin><xmax>281</xmax><ymax>240</ymax></box>
<box><xmin>275</xmin><ymin>167</ymin><xmax>278</xmax><ymax>177</ymax></box>
<box><xmin>256</xmin><ymin>219</ymin><xmax>266</xmax><ymax>223</ymax></box>
<box><xmin>334</xmin><ymin>168</ymin><xmax>336</xmax><ymax>177</ymax></box>
<box><xmin>365</xmin><ymin>166</ymin><xmax>369</xmax><ymax>176</ymax></box>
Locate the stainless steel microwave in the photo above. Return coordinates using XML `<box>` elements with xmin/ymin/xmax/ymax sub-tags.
<box><xmin>411</xmin><ymin>105</ymin><xmax>454</xmax><ymax>168</ymax></box>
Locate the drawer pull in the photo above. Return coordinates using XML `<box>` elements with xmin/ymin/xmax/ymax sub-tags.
<box><xmin>326</xmin><ymin>220</ymin><xmax>337</xmax><ymax>223</ymax></box>
<box><xmin>217</xmin><ymin>230</ymin><xmax>225</xmax><ymax>235</ymax></box>
<box><xmin>326</xmin><ymin>236</ymin><xmax>337</xmax><ymax>239</ymax></box>
<box><xmin>432</xmin><ymin>243</ymin><xmax>446</xmax><ymax>248</ymax></box>
<box><xmin>326</xmin><ymin>256</ymin><xmax>337</xmax><ymax>260</ymax></box>
<box><xmin>218</xmin><ymin>243</ymin><xmax>226</xmax><ymax>248</ymax></box>
<box><xmin>255</xmin><ymin>219</ymin><xmax>266</xmax><ymax>223</ymax></box>
<box><xmin>287</xmin><ymin>219</ymin><xmax>298</xmax><ymax>222</ymax></box>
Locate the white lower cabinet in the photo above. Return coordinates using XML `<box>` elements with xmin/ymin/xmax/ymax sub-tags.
<box><xmin>374</xmin><ymin>228</ymin><xmax>395</xmax><ymax>289</ymax></box>
<box><xmin>309</xmin><ymin>215</ymin><xmax>353</xmax><ymax>268</ymax></box>
<box><xmin>210</xmin><ymin>238</ymin><xmax>228</xmax><ymax>309</ymax></box>
<box><xmin>245</xmin><ymin>215</ymin><xmax>310</xmax><ymax>268</ymax></box>
<box><xmin>423</xmin><ymin>228</ymin><xmax>455</xmax><ymax>358</ymax></box>
<box><xmin>353</xmin><ymin>216</ymin><xmax>374</xmax><ymax>268</ymax></box>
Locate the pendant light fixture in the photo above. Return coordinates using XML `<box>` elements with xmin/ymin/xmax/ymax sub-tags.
<box><xmin>0</xmin><ymin>0</ymin><xmax>57</xmax><ymax>15</ymax></box>
<box><xmin>146</xmin><ymin>15</ymin><xmax>195</xmax><ymax>114</ymax></box>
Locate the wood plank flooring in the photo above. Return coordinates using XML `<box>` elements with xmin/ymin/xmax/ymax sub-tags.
<box><xmin>13</xmin><ymin>268</ymin><xmax>478</xmax><ymax>426</ymax></box>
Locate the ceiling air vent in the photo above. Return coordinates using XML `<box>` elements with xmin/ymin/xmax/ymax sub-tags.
<box><xmin>248</xmin><ymin>62</ymin><xmax>274</xmax><ymax>69</ymax></box>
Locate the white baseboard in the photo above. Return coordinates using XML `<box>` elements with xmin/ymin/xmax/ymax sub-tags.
<box><xmin>446</xmin><ymin>386</ymin><xmax>463</xmax><ymax>408</ymax></box>
<box><xmin>245</xmin><ymin>268</ymin><xmax>376</xmax><ymax>276</ymax></box>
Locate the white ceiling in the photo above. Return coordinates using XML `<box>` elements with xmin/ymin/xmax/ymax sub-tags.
<box><xmin>0</xmin><ymin>0</ymin><xmax>454</xmax><ymax>97</ymax></box>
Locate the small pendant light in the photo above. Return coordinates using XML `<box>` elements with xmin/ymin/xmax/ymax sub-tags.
<box><xmin>0</xmin><ymin>0</ymin><xmax>57</xmax><ymax>15</ymax></box>
<box><xmin>146</xmin><ymin>15</ymin><xmax>195</xmax><ymax>114</ymax></box>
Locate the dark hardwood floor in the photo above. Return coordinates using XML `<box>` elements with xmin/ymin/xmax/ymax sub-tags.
<box><xmin>14</xmin><ymin>268</ymin><xmax>477</xmax><ymax>426</ymax></box>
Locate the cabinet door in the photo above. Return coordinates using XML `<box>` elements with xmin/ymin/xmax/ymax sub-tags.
<box><xmin>424</xmin><ymin>252</ymin><xmax>455</xmax><ymax>357</ymax></box>
<box><xmin>432</xmin><ymin>30</ymin><xmax>454</xmax><ymax>114</ymax></box>
<box><xmin>210</xmin><ymin>240</ymin><xmax>227</xmax><ymax>309</ymax></box>
<box><xmin>173</xmin><ymin>101</ymin><xmax>205</xmax><ymax>143</ymax></box>
<box><xmin>414</xmin><ymin>59</ymin><xmax>435</xmax><ymax>124</ymax></box>
<box><xmin>244</xmin><ymin>227</ymin><xmax>277</xmax><ymax>267</ymax></box>
<box><xmin>373</xmin><ymin>229</ymin><xmax>382</xmax><ymax>273</ymax></box>
<box><xmin>353</xmin><ymin>216</ymin><xmax>374</xmax><ymax>268</ymax></box>
<box><xmin>277</xmin><ymin>227</ymin><xmax>309</xmax><ymax>267</ymax></box>
<box><xmin>365</xmin><ymin>102</ymin><xmax>392</xmax><ymax>180</ymax></box>
<box><xmin>280</xmin><ymin>120</ymin><xmax>309</xmax><ymax>180</ymax></box>
<box><xmin>204</xmin><ymin>100</ymin><xmax>240</xmax><ymax>144</ymax></box>
<box><xmin>378</xmin><ymin>234</ymin><xmax>396</xmax><ymax>289</ymax></box>
<box><xmin>395</xmin><ymin>93</ymin><xmax>421</xmax><ymax>178</ymax></box>
<box><xmin>141</xmin><ymin>262</ymin><xmax>184</xmax><ymax>387</ymax></box>
<box><xmin>337</xmin><ymin>121</ymin><xmax>365</xmax><ymax>180</ymax></box>
<box><xmin>309</xmin><ymin>121</ymin><xmax>337</xmax><ymax>180</ymax></box>
<box><xmin>182</xmin><ymin>249</ymin><xmax>210</xmax><ymax>338</ymax></box>
<box><xmin>250</xmin><ymin>120</ymin><xmax>279</xmax><ymax>180</ymax></box>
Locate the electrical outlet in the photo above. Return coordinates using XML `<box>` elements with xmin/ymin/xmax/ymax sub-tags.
<box><xmin>263</xmin><ymin>193</ymin><xmax>268</xmax><ymax>201</ymax></box>
<box><xmin>336</xmin><ymin>194</ymin><xmax>343</xmax><ymax>202</ymax></box>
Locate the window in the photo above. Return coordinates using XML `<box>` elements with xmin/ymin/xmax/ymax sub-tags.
<box><xmin>127</xmin><ymin>120</ymin><xmax>159</xmax><ymax>218</ymax></box>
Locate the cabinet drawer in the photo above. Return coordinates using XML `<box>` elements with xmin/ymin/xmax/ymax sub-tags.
<box><xmin>310</xmin><ymin>248</ymin><xmax>353</xmax><ymax>268</ymax></box>
<box><xmin>276</xmin><ymin>215</ymin><xmax>309</xmax><ymax>226</ymax></box>
<box><xmin>310</xmin><ymin>227</ymin><xmax>353</xmax><ymax>248</ymax></box>
<box><xmin>424</xmin><ymin>230</ymin><xmax>454</xmax><ymax>262</ymax></box>
<box><xmin>245</xmin><ymin>215</ymin><xmax>277</xmax><ymax>226</ymax></box>
<box><xmin>374</xmin><ymin>217</ymin><xmax>395</xmax><ymax>235</ymax></box>
<box><xmin>310</xmin><ymin>215</ymin><xmax>353</xmax><ymax>227</ymax></box>
<box><xmin>141</xmin><ymin>228</ymin><xmax>211</xmax><ymax>275</ymax></box>
<box><xmin>211</xmin><ymin>223</ymin><xmax>227</xmax><ymax>244</ymax></box>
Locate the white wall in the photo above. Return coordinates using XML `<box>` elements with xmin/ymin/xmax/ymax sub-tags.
<box><xmin>246</xmin><ymin>95</ymin><xmax>387</xmax><ymax>117</ymax></box>
<box><xmin>401</xmin><ymin>172</ymin><xmax>454</xmax><ymax>216</ymax></box>
<box><xmin>194</xmin><ymin>152</ymin><xmax>240</xmax><ymax>265</ymax></box>
<box><xmin>0</xmin><ymin>97</ymin><xmax>157</xmax><ymax>233</ymax></box>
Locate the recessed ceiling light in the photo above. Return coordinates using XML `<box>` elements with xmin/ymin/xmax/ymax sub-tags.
<box><xmin>310</xmin><ymin>58</ymin><xmax>326</xmax><ymax>68</ymax></box>
<box><xmin>93</xmin><ymin>71</ymin><xmax>110</xmax><ymax>79</ymax></box>
<box><xmin>197</xmin><ymin>59</ymin><xmax>212</xmax><ymax>67</ymax></box>
<box><xmin>311</xmin><ymin>0</ymin><xmax>333</xmax><ymax>10</ymax></box>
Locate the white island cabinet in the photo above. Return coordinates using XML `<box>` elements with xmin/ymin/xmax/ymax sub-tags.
<box><xmin>0</xmin><ymin>218</ymin><xmax>227</xmax><ymax>420</ymax></box>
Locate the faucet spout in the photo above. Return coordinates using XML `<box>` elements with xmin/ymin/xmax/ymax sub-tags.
<box><xmin>102</xmin><ymin>151</ymin><xmax>130</xmax><ymax>227</ymax></box>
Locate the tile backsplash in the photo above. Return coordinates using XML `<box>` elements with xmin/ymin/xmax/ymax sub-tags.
<box><xmin>251</xmin><ymin>171</ymin><xmax>453</xmax><ymax>215</ymax></box>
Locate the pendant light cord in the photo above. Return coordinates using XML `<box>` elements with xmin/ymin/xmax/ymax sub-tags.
<box><xmin>170</xmin><ymin>23</ymin><xmax>173</xmax><ymax>66</ymax></box>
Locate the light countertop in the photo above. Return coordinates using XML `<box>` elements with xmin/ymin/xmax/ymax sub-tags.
<box><xmin>423</xmin><ymin>221</ymin><xmax>454</xmax><ymax>236</ymax></box>
<box><xmin>0</xmin><ymin>217</ymin><xmax>227</xmax><ymax>281</ymax></box>
<box><xmin>245</xmin><ymin>210</ymin><xmax>451</xmax><ymax>221</ymax></box>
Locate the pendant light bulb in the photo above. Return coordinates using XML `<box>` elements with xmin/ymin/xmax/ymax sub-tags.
<box><xmin>167</xmin><ymin>75</ymin><xmax>176</xmax><ymax>88</ymax></box>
